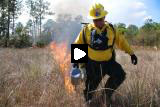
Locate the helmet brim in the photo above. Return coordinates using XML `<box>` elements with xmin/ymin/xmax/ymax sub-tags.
<box><xmin>87</xmin><ymin>11</ymin><xmax>108</xmax><ymax>20</ymax></box>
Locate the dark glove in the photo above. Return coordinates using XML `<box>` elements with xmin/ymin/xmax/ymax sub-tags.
<box><xmin>131</xmin><ymin>54</ymin><xmax>138</xmax><ymax>65</ymax></box>
<box><xmin>72</xmin><ymin>63</ymin><xmax>79</xmax><ymax>68</ymax></box>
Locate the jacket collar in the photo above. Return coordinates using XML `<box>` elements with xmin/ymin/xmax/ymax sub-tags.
<box><xmin>89</xmin><ymin>23</ymin><xmax>108</xmax><ymax>34</ymax></box>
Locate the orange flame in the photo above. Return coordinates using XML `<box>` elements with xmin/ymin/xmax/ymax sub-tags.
<box><xmin>50</xmin><ymin>42</ymin><xmax>75</xmax><ymax>94</ymax></box>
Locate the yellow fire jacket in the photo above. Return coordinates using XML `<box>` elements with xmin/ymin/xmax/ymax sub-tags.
<box><xmin>74</xmin><ymin>23</ymin><xmax>134</xmax><ymax>66</ymax></box>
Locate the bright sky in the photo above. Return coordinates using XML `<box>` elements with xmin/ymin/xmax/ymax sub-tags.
<box><xmin>18</xmin><ymin>0</ymin><xmax>160</xmax><ymax>26</ymax></box>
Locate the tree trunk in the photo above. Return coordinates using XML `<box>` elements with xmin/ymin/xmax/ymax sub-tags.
<box><xmin>12</xmin><ymin>11</ymin><xmax>15</xmax><ymax>35</ymax></box>
<box><xmin>33</xmin><ymin>19</ymin><xmax>36</xmax><ymax>45</ymax></box>
<box><xmin>35</xmin><ymin>18</ymin><xmax>38</xmax><ymax>37</ymax></box>
<box><xmin>12</xmin><ymin>0</ymin><xmax>15</xmax><ymax>35</ymax></box>
<box><xmin>1</xmin><ymin>0</ymin><xmax>7</xmax><ymax>42</ymax></box>
<box><xmin>6</xmin><ymin>13</ymin><xmax>10</xmax><ymax>47</ymax></box>
<box><xmin>1</xmin><ymin>11</ymin><xmax>5</xmax><ymax>38</ymax></box>
<box><xmin>39</xmin><ymin>0</ymin><xmax>42</xmax><ymax>36</ymax></box>
<box><xmin>5</xmin><ymin>0</ymin><xmax>11</xmax><ymax>47</ymax></box>
<box><xmin>40</xmin><ymin>14</ymin><xmax>41</xmax><ymax>36</ymax></box>
<box><xmin>31</xmin><ymin>20</ymin><xmax>34</xmax><ymax>38</ymax></box>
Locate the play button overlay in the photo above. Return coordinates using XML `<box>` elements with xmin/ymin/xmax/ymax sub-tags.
<box><xmin>71</xmin><ymin>44</ymin><xmax>88</xmax><ymax>63</ymax></box>
<box><xmin>74</xmin><ymin>48</ymin><xmax>86</xmax><ymax>60</ymax></box>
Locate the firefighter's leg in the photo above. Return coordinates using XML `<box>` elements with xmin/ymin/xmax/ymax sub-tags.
<box><xmin>104</xmin><ymin>60</ymin><xmax>126</xmax><ymax>103</ymax></box>
<box><xmin>83</xmin><ymin>60</ymin><xmax>103</xmax><ymax>102</ymax></box>
<box><xmin>84</xmin><ymin>76</ymin><xmax>102</xmax><ymax>102</ymax></box>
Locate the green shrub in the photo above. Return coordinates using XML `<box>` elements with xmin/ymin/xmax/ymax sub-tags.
<box><xmin>8</xmin><ymin>22</ymin><xmax>32</xmax><ymax>48</ymax></box>
<box><xmin>9</xmin><ymin>34</ymin><xmax>32</xmax><ymax>48</ymax></box>
<box><xmin>36</xmin><ymin>40</ymin><xmax>46</xmax><ymax>48</ymax></box>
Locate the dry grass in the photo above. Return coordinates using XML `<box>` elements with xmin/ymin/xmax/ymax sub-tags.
<box><xmin>0</xmin><ymin>47</ymin><xmax>160</xmax><ymax>107</ymax></box>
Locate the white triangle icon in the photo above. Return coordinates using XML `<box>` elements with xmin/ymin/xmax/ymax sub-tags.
<box><xmin>74</xmin><ymin>48</ymin><xmax>86</xmax><ymax>60</ymax></box>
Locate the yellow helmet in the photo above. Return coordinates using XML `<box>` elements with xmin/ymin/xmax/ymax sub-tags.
<box><xmin>88</xmin><ymin>3</ymin><xmax>108</xmax><ymax>20</ymax></box>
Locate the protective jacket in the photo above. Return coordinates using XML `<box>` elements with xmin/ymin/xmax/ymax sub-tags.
<box><xmin>74</xmin><ymin>22</ymin><xmax>134</xmax><ymax>63</ymax></box>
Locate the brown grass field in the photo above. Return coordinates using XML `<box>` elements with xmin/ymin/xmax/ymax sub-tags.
<box><xmin>0</xmin><ymin>46</ymin><xmax>160</xmax><ymax>107</ymax></box>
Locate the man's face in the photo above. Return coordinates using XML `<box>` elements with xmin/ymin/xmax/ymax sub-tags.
<box><xmin>93</xmin><ymin>17</ymin><xmax>105</xmax><ymax>29</ymax></box>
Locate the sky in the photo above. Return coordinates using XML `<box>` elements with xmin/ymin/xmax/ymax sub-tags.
<box><xmin>18</xmin><ymin>0</ymin><xmax>160</xmax><ymax>27</ymax></box>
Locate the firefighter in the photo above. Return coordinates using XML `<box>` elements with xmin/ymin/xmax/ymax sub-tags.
<box><xmin>73</xmin><ymin>3</ymin><xmax>138</xmax><ymax>106</ymax></box>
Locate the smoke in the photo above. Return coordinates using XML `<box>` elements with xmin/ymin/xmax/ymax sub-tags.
<box><xmin>49</xmin><ymin>0</ymin><xmax>151</xmax><ymax>26</ymax></box>
<box><xmin>44</xmin><ymin>0</ymin><xmax>150</xmax><ymax>48</ymax></box>
<box><xmin>49</xmin><ymin>0</ymin><xmax>94</xmax><ymax>22</ymax></box>
<box><xmin>43</xmin><ymin>16</ymin><xmax>82</xmax><ymax>48</ymax></box>
<box><xmin>46</xmin><ymin>0</ymin><xmax>114</xmax><ymax>48</ymax></box>
<box><xmin>46</xmin><ymin>0</ymin><xmax>105</xmax><ymax>47</ymax></box>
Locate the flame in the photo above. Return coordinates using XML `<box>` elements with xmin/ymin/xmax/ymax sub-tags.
<box><xmin>50</xmin><ymin>42</ymin><xmax>75</xmax><ymax>94</ymax></box>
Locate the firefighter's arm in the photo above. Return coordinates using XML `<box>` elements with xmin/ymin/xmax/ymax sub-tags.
<box><xmin>73</xmin><ymin>29</ymin><xmax>86</xmax><ymax>68</ymax></box>
<box><xmin>115</xmin><ymin>30</ymin><xmax>134</xmax><ymax>55</ymax></box>
<box><xmin>74</xmin><ymin>29</ymin><xmax>84</xmax><ymax>44</ymax></box>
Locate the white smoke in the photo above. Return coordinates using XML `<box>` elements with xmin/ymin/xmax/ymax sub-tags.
<box><xmin>48</xmin><ymin>0</ymin><xmax>151</xmax><ymax>26</ymax></box>
<box><xmin>18</xmin><ymin>0</ymin><xmax>151</xmax><ymax>26</ymax></box>
<box><xmin>49</xmin><ymin>0</ymin><xmax>95</xmax><ymax>22</ymax></box>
